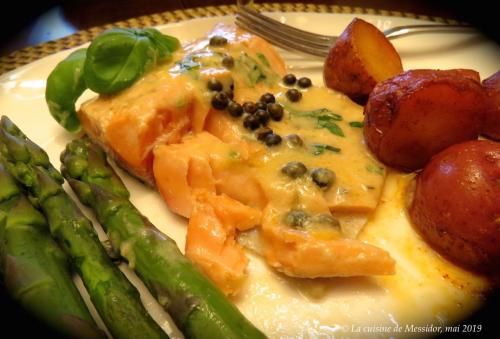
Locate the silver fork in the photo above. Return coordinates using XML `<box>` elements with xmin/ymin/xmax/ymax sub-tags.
<box><xmin>235</xmin><ymin>5</ymin><xmax>476</xmax><ymax>58</ymax></box>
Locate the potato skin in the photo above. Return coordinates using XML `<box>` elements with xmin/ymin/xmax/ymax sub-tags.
<box><xmin>364</xmin><ymin>69</ymin><xmax>485</xmax><ymax>171</ymax></box>
<box><xmin>409</xmin><ymin>140</ymin><xmax>500</xmax><ymax>275</ymax></box>
<box><xmin>323</xmin><ymin>18</ymin><xmax>403</xmax><ymax>103</ymax></box>
<box><xmin>481</xmin><ymin>71</ymin><xmax>500</xmax><ymax>140</ymax></box>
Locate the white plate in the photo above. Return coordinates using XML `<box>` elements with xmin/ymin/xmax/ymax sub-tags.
<box><xmin>1</xmin><ymin>12</ymin><xmax>498</xmax><ymax>338</ymax></box>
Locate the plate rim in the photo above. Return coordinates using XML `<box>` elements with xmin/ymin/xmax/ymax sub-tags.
<box><xmin>0</xmin><ymin>2</ymin><xmax>462</xmax><ymax>75</ymax></box>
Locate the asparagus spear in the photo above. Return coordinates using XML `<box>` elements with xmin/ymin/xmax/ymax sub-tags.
<box><xmin>0</xmin><ymin>163</ymin><xmax>104</xmax><ymax>338</ymax></box>
<box><xmin>0</xmin><ymin>116</ymin><xmax>168</xmax><ymax>339</ymax></box>
<box><xmin>60</xmin><ymin>136</ymin><xmax>267</xmax><ymax>339</ymax></box>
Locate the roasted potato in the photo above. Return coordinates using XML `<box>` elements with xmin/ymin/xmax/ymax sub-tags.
<box><xmin>481</xmin><ymin>71</ymin><xmax>500</xmax><ymax>140</ymax></box>
<box><xmin>363</xmin><ymin>69</ymin><xmax>485</xmax><ymax>171</ymax></box>
<box><xmin>323</xmin><ymin>18</ymin><xmax>403</xmax><ymax>102</ymax></box>
<box><xmin>409</xmin><ymin>140</ymin><xmax>500</xmax><ymax>274</ymax></box>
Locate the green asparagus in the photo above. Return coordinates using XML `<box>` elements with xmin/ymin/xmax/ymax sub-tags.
<box><xmin>0</xmin><ymin>116</ymin><xmax>168</xmax><ymax>339</ymax></box>
<box><xmin>60</xmin><ymin>136</ymin><xmax>267</xmax><ymax>338</ymax></box>
<box><xmin>0</xmin><ymin>162</ymin><xmax>104</xmax><ymax>338</ymax></box>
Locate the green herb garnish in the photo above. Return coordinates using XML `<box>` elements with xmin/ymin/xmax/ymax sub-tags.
<box><xmin>45</xmin><ymin>48</ymin><xmax>88</xmax><ymax>132</ymax></box>
<box><xmin>288</xmin><ymin>107</ymin><xmax>345</xmax><ymax>137</ymax></box>
<box><xmin>45</xmin><ymin>27</ymin><xmax>180</xmax><ymax>132</ymax></box>
<box><xmin>311</xmin><ymin>143</ymin><xmax>341</xmax><ymax>155</ymax></box>
<box><xmin>316</xmin><ymin>115</ymin><xmax>345</xmax><ymax>137</ymax></box>
<box><xmin>366</xmin><ymin>164</ymin><xmax>384</xmax><ymax>175</ymax></box>
<box><xmin>349</xmin><ymin>121</ymin><xmax>364</xmax><ymax>128</ymax></box>
<box><xmin>84</xmin><ymin>28</ymin><xmax>180</xmax><ymax>94</ymax></box>
<box><xmin>256</xmin><ymin>53</ymin><xmax>270</xmax><ymax>67</ymax></box>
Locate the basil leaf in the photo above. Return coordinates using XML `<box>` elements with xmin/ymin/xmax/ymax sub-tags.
<box><xmin>143</xmin><ymin>28</ymin><xmax>180</xmax><ymax>59</ymax></box>
<box><xmin>84</xmin><ymin>28</ymin><xmax>180</xmax><ymax>94</ymax></box>
<box><xmin>45</xmin><ymin>48</ymin><xmax>88</xmax><ymax>132</ymax></box>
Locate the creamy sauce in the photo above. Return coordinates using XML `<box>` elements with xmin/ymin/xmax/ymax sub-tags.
<box><xmin>235</xmin><ymin>173</ymin><xmax>489</xmax><ymax>337</ymax></box>
<box><xmin>78</xmin><ymin>24</ymin><xmax>490</xmax><ymax>336</ymax></box>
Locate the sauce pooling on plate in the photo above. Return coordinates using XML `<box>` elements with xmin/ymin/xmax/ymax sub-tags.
<box><xmin>78</xmin><ymin>23</ymin><xmax>394</xmax><ymax>295</ymax></box>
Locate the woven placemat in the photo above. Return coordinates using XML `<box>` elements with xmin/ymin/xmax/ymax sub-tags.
<box><xmin>0</xmin><ymin>3</ymin><xmax>456</xmax><ymax>75</ymax></box>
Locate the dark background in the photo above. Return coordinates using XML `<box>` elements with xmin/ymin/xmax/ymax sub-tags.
<box><xmin>0</xmin><ymin>0</ymin><xmax>498</xmax><ymax>337</ymax></box>
<box><xmin>0</xmin><ymin>0</ymin><xmax>498</xmax><ymax>56</ymax></box>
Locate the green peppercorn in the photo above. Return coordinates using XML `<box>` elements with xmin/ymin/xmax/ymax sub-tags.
<box><xmin>243</xmin><ymin>101</ymin><xmax>257</xmax><ymax>114</ymax></box>
<box><xmin>260</xmin><ymin>92</ymin><xmax>275</xmax><ymax>104</ymax></box>
<box><xmin>255</xmin><ymin>109</ymin><xmax>270</xmax><ymax>125</ymax></box>
<box><xmin>285</xmin><ymin>210</ymin><xmax>309</xmax><ymax>228</ymax></box>
<box><xmin>211</xmin><ymin>92</ymin><xmax>229</xmax><ymax>110</ymax></box>
<box><xmin>286</xmin><ymin>88</ymin><xmax>302</xmax><ymax>102</ymax></box>
<box><xmin>264</xmin><ymin>133</ymin><xmax>282</xmax><ymax>146</ymax></box>
<box><xmin>227</xmin><ymin>101</ymin><xmax>243</xmax><ymax>117</ymax></box>
<box><xmin>281</xmin><ymin>161</ymin><xmax>307</xmax><ymax>178</ymax></box>
<box><xmin>284</xmin><ymin>134</ymin><xmax>303</xmax><ymax>147</ymax></box>
<box><xmin>207</xmin><ymin>78</ymin><xmax>223</xmax><ymax>91</ymax></box>
<box><xmin>209</xmin><ymin>35</ymin><xmax>228</xmax><ymax>46</ymax></box>
<box><xmin>256</xmin><ymin>127</ymin><xmax>273</xmax><ymax>141</ymax></box>
<box><xmin>222</xmin><ymin>55</ymin><xmax>234</xmax><ymax>68</ymax></box>
<box><xmin>282</xmin><ymin>73</ymin><xmax>297</xmax><ymax>85</ymax></box>
<box><xmin>243</xmin><ymin>114</ymin><xmax>260</xmax><ymax>130</ymax></box>
<box><xmin>311</xmin><ymin>168</ymin><xmax>335</xmax><ymax>189</ymax></box>
<box><xmin>267</xmin><ymin>103</ymin><xmax>284</xmax><ymax>121</ymax></box>
<box><xmin>255</xmin><ymin>101</ymin><xmax>267</xmax><ymax>111</ymax></box>
<box><xmin>297</xmin><ymin>77</ymin><xmax>312</xmax><ymax>88</ymax></box>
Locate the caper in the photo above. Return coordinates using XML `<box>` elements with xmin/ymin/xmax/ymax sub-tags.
<box><xmin>284</xmin><ymin>134</ymin><xmax>303</xmax><ymax>147</ymax></box>
<box><xmin>282</xmin><ymin>73</ymin><xmax>297</xmax><ymax>85</ymax></box>
<box><xmin>243</xmin><ymin>101</ymin><xmax>257</xmax><ymax>114</ymax></box>
<box><xmin>286</xmin><ymin>88</ymin><xmax>302</xmax><ymax>102</ymax></box>
<box><xmin>297</xmin><ymin>77</ymin><xmax>312</xmax><ymax>88</ymax></box>
<box><xmin>227</xmin><ymin>101</ymin><xmax>243</xmax><ymax>117</ymax></box>
<box><xmin>285</xmin><ymin>210</ymin><xmax>309</xmax><ymax>229</ymax></box>
<box><xmin>264</xmin><ymin>133</ymin><xmax>282</xmax><ymax>146</ymax></box>
<box><xmin>209</xmin><ymin>35</ymin><xmax>228</xmax><ymax>46</ymax></box>
<box><xmin>311</xmin><ymin>213</ymin><xmax>340</xmax><ymax>228</ymax></box>
<box><xmin>207</xmin><ymin>78</ymin><xmax>223</xmax><ymax>91</ymax></box>
<box><xmin>224</xmin><ymin>90</ymin><xmax>234</xmax><ymax>100</ymax></box>
<box><xmin>256</xmin><ymin>127</ymin><xmax>273</xmax><ymax>141</ymax></box>
<box><xmin>281</xmin><ymin>161</ymin><xmax>307</xmax><ymax>178</ymax></box>
<box><xmin>222</xmin><ymin>55</ymin><xmax>234</xmax><ymax>68</ymax></box>
<box><xmin>255</xmin><ymin>109</ymin><xmax>270</xmax><ymax>125</ymax></box>
<box><xmin>260</xmin><ymin>92</ymin><xmax>275</xmax><ymax>104</ymax></box>
<box><xmin>311</xmin><ymin>168</ymin><xmax>335</xmax><ymax>189</ymax></box>
<box><xmin>211</xmin><ymin>92</ymin><xmax>229</xmax><ymax>110</ymax></box>
<box><xmin>243</xmin><ymin>114</ymin><xmax>261</xmax><ymax>130</ymax></box>
<box><xmin>267</xmin><ymin>103</ymin><xmax>284</xmax><ymax>121</ymax></box>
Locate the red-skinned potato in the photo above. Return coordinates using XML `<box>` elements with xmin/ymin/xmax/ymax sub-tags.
<box><xmin>363</xmin><ymin>69</ymin><xmax>485</xmax><ymax>171</ymax></box>
<box><xmin>481</xmin><ymin>71</ymin><xmax>500</xmax><ymax>140</ymax></box>
<box><xmin>323</xmin><ymin>18</ymin><xmax>403</xmax><ymax>103</ymax></box>
<box><xmin>409</xmin><ymin>140</ymin><xmax>500</xmax><ymax>275</ymax></box>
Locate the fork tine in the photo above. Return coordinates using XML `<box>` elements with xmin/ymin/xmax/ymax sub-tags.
<box><xmin>235</xmin><ymin>15</ymin><xmax>329</xmax><ymax>58</ymax></box>
<box><xmin>238</xmin><ymin>6</ymin><xmax>334</xmax><ymax>47</ymax></box>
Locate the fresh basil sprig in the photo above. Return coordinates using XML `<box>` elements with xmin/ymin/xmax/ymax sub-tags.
<box><xmin>45</xmin><ymin>28</ymin><xmax>180</xmax><ymax>132</ymax></box>
<box><xmin>45</xmin><ymin>48</ymin><xmax>87</xmax><ymax>132</ymax></box>
<box><xmin>84</xmin><ymin>28</ymin><xmax>179</xmax><ymax>94</ymax></box>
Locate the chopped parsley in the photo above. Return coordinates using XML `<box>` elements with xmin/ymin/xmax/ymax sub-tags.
<box><xmin>256</xmin><ymin>53</ymin><xmax>270</xmax><ymax>67</ymax></box>
<box><xmin>349</xmin><ymin>121</ymin><xmax>364</xmax><ymax>128</ymax></box>
<box><xmin>288</xmin><ymin>107</ymin><xmax>344</xmax><ymax>137</ymax></box>
<box><xmin>366</xmin><ymin>164</ymin><xmax>384</xmax><ymax>175</ymax></box>
<box><xmin>311</xmin><ymin>143</ymin><xmax>341</xmax><ymax>155</ymax></box>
